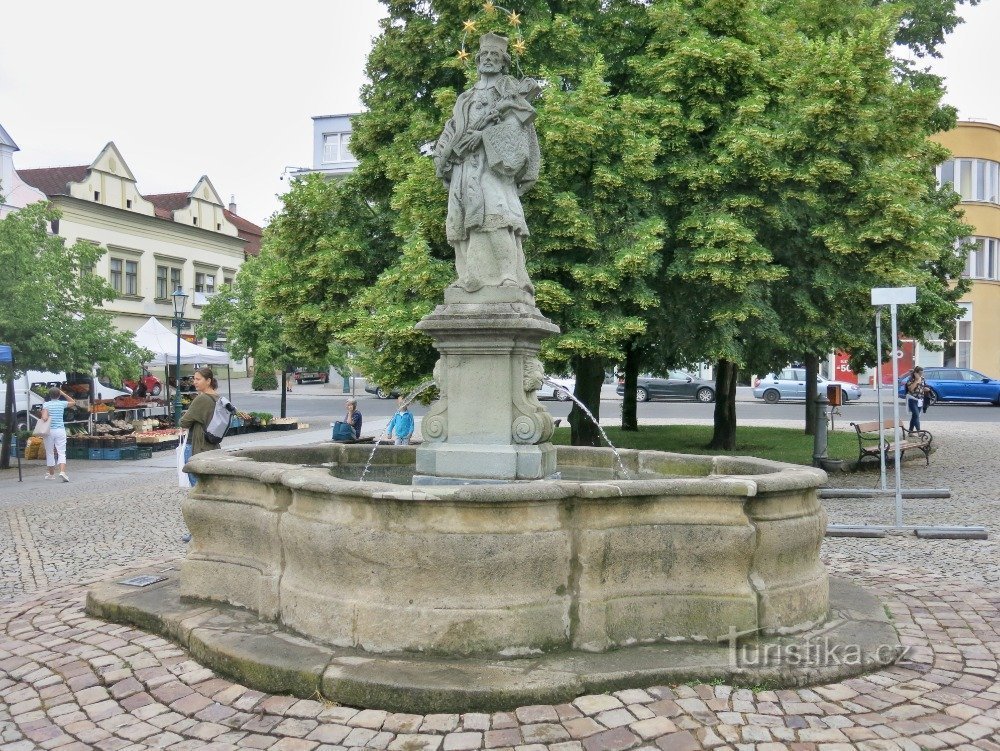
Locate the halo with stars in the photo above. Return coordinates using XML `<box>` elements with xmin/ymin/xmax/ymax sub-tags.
<box><xmin>456</xmin><ymin>2</ymin><xmax>528</xmax><ymax>73</ymax></box>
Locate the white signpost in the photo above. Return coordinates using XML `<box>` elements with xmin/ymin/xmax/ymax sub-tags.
<box><xmin>826</xmin><ymin>287</ymin><xmax>987</xmax><ymax>540</ymax></box>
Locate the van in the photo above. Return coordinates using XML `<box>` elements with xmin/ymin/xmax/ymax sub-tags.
<box><xmin>1</xmin><ymin>370</ymin><xmax>132</xmax><ymax>431</ymax></box>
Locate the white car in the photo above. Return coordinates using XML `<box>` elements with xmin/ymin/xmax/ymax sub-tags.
<box><xmin>752</xmin><ymin>368</ymin><xmax>863</xmax><ymax>404</ymax></box>
<box><xmin>536</xmin><ymin>377</ymin><xmax>575</xmax><ymax>401</ymax></box>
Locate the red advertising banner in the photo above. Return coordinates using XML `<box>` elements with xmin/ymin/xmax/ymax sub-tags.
<box><xmin>833</xmin><ymin>352</ymin><xmax>858</xmax><ymax>384</ymax></box>
<box><xmin>879</xmin><ymin>339</ymin><xmax>915</xmax><ymax>385</ymax></box>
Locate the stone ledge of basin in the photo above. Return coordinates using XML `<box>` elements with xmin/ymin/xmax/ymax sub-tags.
<box><xmin>85</xmin><ymin>573</ymin><xmax>899</xmax><ymax>714</ymax></box>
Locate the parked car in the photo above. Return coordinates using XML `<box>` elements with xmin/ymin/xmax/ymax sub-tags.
<box><xmin>616</xmin><ymin>372</ymin><xmax>716</xmax><ymax>403</ymax></box>
<box><xmin>897</xmin><ymin>367</ymin><xmax>1000</xmax><ymax>406</ymax></box>
<box><xmin>536</xmin><ymin>377</ymin><xmax>575</xmax><ymax>401</ymax></box>
<box><xmin>364</xmin><ymin>383</ymin><xmax>400</xmax><ymax>399</ymax></box>
<box><xmin>123</xmin><ymin>370</ymin><xmax>162</xmax><ymax>396</ymax></box>
<box><xmin>293</xmin><ymin>366</ymin><xmax>330</xmax><ymax>384</ymax></box>
<box><xmin>752</xmin><ymin>368</ymin><xmax>862</xmax><ymax>404</ymax></box>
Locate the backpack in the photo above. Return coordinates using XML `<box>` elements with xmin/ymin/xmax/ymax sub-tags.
<box><xmin>204</xmin><ymin>396</ymin><xmax>236</xmax><ymax>445</ymax></box>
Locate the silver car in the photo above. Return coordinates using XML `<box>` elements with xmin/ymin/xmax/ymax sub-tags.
<box><xmin>752</xmin><ymin>368</ymin><xmax>862</xmax><ymax>404</ymax></box>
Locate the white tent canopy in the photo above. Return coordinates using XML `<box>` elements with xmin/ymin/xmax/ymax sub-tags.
<box><xmin>133</xmin><ymin>317</ymin><xmax>231</xmax><ymax>366</ymax></box>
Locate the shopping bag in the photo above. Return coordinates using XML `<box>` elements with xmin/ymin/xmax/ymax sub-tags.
<box><xmin>176</xmin><ymin>431</ymin><xmax>190</xmax><ymax>489</ymax></box>
<box><xmin>32</xmin><ymin>417</ymin><xmax>50</xmax><ymax>437</ymax></box>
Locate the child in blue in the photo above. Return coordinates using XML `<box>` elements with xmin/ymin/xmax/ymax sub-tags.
<box><xmin>386</xmin><ymin>397</ymin><xmax>414</xmax><ymax>445</ymax></box>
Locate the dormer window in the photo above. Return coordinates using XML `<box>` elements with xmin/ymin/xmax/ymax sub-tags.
<box><xmin>126</xmin><ymin>199</ymin><xmax>132</xmax><ymax>209</ymax></box>
<box><xmin>192</xmin><ymin>217</ymin><xmax>198</xmax><ymax>226</ymax></box>
<box><xmin>216</xmin><ymin>223</ymin><xmax>221</xmax><ymax>230</ymax></box>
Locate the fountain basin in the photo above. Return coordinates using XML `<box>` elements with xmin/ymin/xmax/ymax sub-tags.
<box><xmin>178</xmin><ymin>443</ymin><xmax>829</xmax><ymax>656</ymax></box>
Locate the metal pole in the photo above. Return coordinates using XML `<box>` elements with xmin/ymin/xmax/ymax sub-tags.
<box><xmin>875</xmin><ymin>308</ymin><xmax>886</xmax><ymax>490</ymax></box>
<box><xmin>174</xmin><ymin>319</ymin><xmax>182</xmax><ymax>422</ymax></box>
<box><xmin>889</xmin><ymin>303</ymin><xmax>903</xmax><ymax>528</ymax></box>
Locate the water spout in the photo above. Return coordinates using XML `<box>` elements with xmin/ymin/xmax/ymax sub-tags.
<box><xmin>359</xmin><ymin>380</ymin><xmax>437</xmax><ymax>481</ymax></box>
<box><xmin>541</xmin><ymin>378</ymin><xmax>631</xmax><ymax>480</ymax></box>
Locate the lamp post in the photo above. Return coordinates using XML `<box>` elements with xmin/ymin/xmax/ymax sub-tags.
<box><xmin>171</xmin><ymin>284</ymin><xmax>188</xmax><ymax>422</ymax></box>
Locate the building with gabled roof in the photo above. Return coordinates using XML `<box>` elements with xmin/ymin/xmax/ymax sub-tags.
<box><xmin>15</xmin><ymin>140</ymin><xmax>262</xmax><ymax>370</ymax></box>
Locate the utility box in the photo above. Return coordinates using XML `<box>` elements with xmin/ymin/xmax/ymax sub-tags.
<box><xmin>826</xmin><ymin>383</ymin><xmax>843</xmax><ymax>407</ymax></box>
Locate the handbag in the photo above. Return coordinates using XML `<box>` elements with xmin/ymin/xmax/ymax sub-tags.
<box><xmin>176</xmin><ymin>431</ymin><xmax>191</xmax><ymax>489</ymax></box>
<box><xmin>32</xmin><ymin>416</ymin><xmax>51</xmax><ymax>437</ymax></box>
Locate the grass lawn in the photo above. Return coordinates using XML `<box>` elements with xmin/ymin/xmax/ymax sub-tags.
<box><xmin>551</xmin><ymin>424</ymin><xmax>858</xmax><ymax>466</ymax></box>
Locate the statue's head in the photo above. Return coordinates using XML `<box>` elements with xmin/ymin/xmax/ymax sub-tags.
<box><xmin>476</xmin><ymin>32</ymin><xmax>511</xmax><ymax>74</ymax></box>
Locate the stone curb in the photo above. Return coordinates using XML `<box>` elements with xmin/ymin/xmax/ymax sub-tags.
<box><xmin>86</xmin><ymin>573</ymin><xmax>900</xmax><ymax>714</ymax></box>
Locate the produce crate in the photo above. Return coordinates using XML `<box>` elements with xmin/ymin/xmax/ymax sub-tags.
<box><xmin>102</xmin><ymin>448</ymin><xmax>121</xmax><ymax>461</ymax></box>
<box><xmin>120</xmin><ymin>446</ymin><xmax>138</xmax><ymax>460</ymax></box>
<box><xmin>68</xmin><ymin>447</ymin><xmax>87</xmax><ymax>460</ymax></box>
<box><xmin>136</xmin><ymin>446</ymin><xmax>154</xmax><ymax>460</ymax></box>
<box><xmin>88</xmin><ymin>448</ymin><xmax>103</xmax><ymax>460</ymax></box>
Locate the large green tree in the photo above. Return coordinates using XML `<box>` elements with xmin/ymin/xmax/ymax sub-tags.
<box><xmin>1</xmin><ymin>202</ymin><xmax>150</xmax><ymax>467</ymax></box>
<box><xmin>265</xmin><ymin>0</ymin><xmax>665</xmax><ymax>445</ymax></box>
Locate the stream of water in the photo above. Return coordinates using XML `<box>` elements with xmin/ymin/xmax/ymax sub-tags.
<box><xmin>540</xmin><ymin>378</ymin><xmax>631</xmax><ymax>480</ymax></box>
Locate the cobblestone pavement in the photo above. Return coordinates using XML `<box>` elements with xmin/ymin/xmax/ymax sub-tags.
<box><xmin>1</xmin><ymin>423</ymin><xmax>998</xmax><ymax>750</ymax></box>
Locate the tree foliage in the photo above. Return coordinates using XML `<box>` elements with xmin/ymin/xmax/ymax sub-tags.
<box><xmin>258</xmin><ymin>0</ymin><xmax>974</xmax><ymax>447</ymax></box>
<box><xmin>1</xmin><ymin>201</ymin><xmax>150</xmax><ymax>466</ymax></box>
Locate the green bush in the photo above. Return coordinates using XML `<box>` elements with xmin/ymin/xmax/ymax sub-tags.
<box><xmin>251</xmin><ymin>370</ymin><xmax>278</xmax><ymax>391</ymax></box>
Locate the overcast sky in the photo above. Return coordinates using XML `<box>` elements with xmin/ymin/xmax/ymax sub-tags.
<box><xmin>2</xmin><ymin>0</ymin><xmax>997</xmax><ymax>227</ymax></box>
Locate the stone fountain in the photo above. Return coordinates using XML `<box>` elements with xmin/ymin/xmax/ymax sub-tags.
<box><xmin>87</xmin><ymin>34</ymin><xmax>899</xmax><ymax>712</ymax></box>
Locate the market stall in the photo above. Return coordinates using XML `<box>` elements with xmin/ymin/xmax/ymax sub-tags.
<box><xmin>132</xmin><ymin>316</ymin><xmax>232</xmax><ymax>404</ymax></box>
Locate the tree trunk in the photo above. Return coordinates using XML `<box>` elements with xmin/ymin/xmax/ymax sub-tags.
<box><xmin>708</xmin><ymin>358</ymin><xmax>738</xmax><ymax>450</ymax></box>
<box><xmin>280</xmin><ymin>368</ymin><xmax>288</xmax><ymax>419</ymax></box>
<box><xmin>0</xmin><ymin>377</ymin><xmax>14</xmax><ymax>470</ymax></box>
<box><xmin>620</xmin><ymin>342</ymin><xmax>639</xmax><ymax>432</ymax></box>
<box><xmin>569</xmin><ymin>356</ymin><xmax>604</xmax><ymax>447</ymax></box>
<box><xmin>804</xmin><ymin>353</ymin><xmax>819</xmax><ymax>436</ymax></box>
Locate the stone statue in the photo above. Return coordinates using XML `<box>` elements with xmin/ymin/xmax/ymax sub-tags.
<box><xmin>434</xmin><ymin>32</ymin><xmax>541</xmax><ymax>295</ymax></box>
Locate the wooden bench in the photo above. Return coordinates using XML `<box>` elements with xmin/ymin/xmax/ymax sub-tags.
<box><xmin>850</xmin><ymin>420</ymin><xmax>932</xmax><ymax>468</ymax></box>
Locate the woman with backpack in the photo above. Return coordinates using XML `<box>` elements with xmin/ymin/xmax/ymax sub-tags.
<box><xmin>179</xmin><ymin>367</ymin><xmax>222</xmax><ymax>486</ymax></box>
<box><xmin>904</xmin><ymin>366</ymin><xmax>927</xmax><ymax>431</ymax></box>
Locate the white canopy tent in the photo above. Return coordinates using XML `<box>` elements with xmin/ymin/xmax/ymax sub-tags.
<box><xmin>133</xmin><ymin>316</ymin><xmax>232</xmax><ymax>400</ymax></box>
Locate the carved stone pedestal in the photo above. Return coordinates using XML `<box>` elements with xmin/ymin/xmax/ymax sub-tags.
<box><xmin>414</xmin><ymin>288</ymin><xmax>560</xmax><ymax>481</ymax></box>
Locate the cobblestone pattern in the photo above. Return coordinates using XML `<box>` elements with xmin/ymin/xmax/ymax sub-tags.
<box><xmin>0</xmin><ymin>471</ymin><xmax>187</xmax><ymax>601</ymax></box>
<box><xmin>1</xmin><ymin>422</ymin><xmax>998</xmax><ymax>750</ymax></box>
<box><xmin>0</xmin><ymin>558</ymin><xmax>996</xmax><ymax>751</ymax></box>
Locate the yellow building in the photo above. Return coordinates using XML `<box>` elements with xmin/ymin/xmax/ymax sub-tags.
<box><xmin>925</xmin><ymin>120</ymin><xmax>1000</xmax><ymax>377</ymax></box>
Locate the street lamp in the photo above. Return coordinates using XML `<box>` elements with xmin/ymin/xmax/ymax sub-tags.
<box><xmin>171</xmin><ymin>284</ymin><xmax>188</xmax><ymax>422</ymax></box>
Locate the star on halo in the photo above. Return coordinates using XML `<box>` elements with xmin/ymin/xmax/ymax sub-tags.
<box><xmin>512</xmin><ymin>38</ymin><xmax>526</xmax><ymax>54</ymax></box>
<box><xmin>508</xmin><ymin>11</ymin><xmax>521</xmax><ymax>26</ymax></box>
<box><xmin>482</xmin><ymin>1</ymin><xmax>495</xmax><ymax>12</ymax></box>
<box><xmin>462</xmin><ymin>19</ymin><xmax>477</xmax><ymax>32</ymax></box>
<box><xmin>457</xmin><ymin>48</ymin><xmax>471</xmax><ymax>61</ymax></box>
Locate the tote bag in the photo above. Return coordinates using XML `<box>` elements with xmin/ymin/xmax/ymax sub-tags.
<box><xmin>32</xmin><ymin>416</ymin><xmax>50</xmax><ymax>437</ymax></box>
<box><xmin>176</xmin><ymin>431</ymin><xmax>191</xmax><ymax>488</ymax></box>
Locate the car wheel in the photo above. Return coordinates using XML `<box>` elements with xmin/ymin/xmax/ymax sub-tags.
<box><xmin>926</xmin><ymin>389</ymin><xmax>938</xmax><ymax>407</ymax></box>
<box><xmin>763</xmin><ymin>389</ymin><xmax>780</xmax><ymax>404</ymax></box>
<box><xmin>695</xmin><ymin>387</ymin><xmax>715</xmax><ymax>403</ymax></box>
<box><xmin>636</xmin><ymin>387</ymin><xmax>649</xmax><ymax>403</ymax></box>
<box><xmin>376</xmin><ymin>387</ymin><xmax>389</xmax><ymax>399</ymax></box>
<box><xmin>150</xmin><ymin>384</ymin><xmax>162</xmax><ymax>396</ymax></box>
<box><xmin>555</xmin><ymin>389</ymin><xmax>571</xmax><ymax>401</ymax></box>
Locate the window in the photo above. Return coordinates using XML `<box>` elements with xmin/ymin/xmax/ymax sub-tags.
<box><xmin>939</xmin><ymin>158</ymin><xmax>1000</xmax><ymax>203</ymax></box>
<box><xmin>93</xmin><ymin>191</ymin><xmax>100</xmax><ymax>201</ymax></box>
<box><xmin>223</xmin><ymin>275</ymin><xmax>233</xmax><ymax>287</ymax></box>
<box><xmin>171</xmin><ymin>267</ymin><xmax>182</xmax><ymax>293</ymax></box>
<box><xmin>195</xmin><ymin>272</ymin><xmax>216</xmax><ymax>294</ymax></box>
<box><xmin>322</xmin><ymin>132</ymin><xmax>354</xmax><ymax>163</ymax></box>
<box><xmin>125</xmin><ymin>260</ymin><xmax>138</xmax><ymax>295</ymax></box>
<box><xmin>961</xmin><ymin>236</ymin><xmax>1000</xmax><ymax>280</ymax></box>
<box><xmin>156</xmin><ymin>264</ymin><xmax>183</xmax><ymax>299</ymax></box>
<box><xmin>109</xmin><ymin>258</ymin><xmax>122</xmax><ymax>292</ymax></box>
<box><xmin>192</xmin><ymin>217</ymin><xmax>198</xmax><ymax>226</ymax></box>
<box><xmin>126</xmin><ymin>199</ymin><xmax>132</xmax><ymax>209</ymax></box>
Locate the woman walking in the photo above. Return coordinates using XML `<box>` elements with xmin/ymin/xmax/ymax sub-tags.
<box><xmin>41</xmin><ymin>387</ymin><xmax>76</xmax><ymax>481</ymax></box>
<box><xmin>905</xmin><ymin>366</ymin><xmax>926</xmax><ymax>431</ymax></box>
<box><xmin>179</xmin><ymin>366</ymin><xmax>222</xmax><ymax>486</ymax></box>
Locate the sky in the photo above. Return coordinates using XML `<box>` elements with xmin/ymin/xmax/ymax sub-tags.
<box><xmin>2</xmin><ymin>0</ymin><xmax>998</xmax><ymax>228</ymax></box>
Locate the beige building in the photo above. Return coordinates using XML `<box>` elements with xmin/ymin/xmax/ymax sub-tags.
<box><xmin>18</xmin><ymin>142</ymin><xmax>262</xmax><ymax>373</ymax></box>
<box><xmin>924</xmin><ymin>121</ymin><xmax>1000</xmax><ymax>377</ymax></box>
